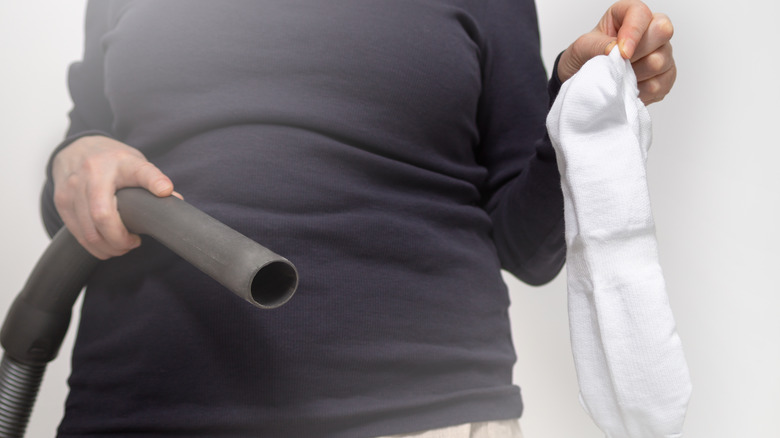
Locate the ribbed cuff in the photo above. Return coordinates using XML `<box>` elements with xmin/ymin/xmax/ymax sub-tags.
<box><xmin>547</xmin><ymin>51</ymin><xmax>565</xmax><ymax>107</ymax></box>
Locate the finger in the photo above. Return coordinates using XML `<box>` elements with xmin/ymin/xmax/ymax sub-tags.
<box><xmin>631</xmin><ymin>42</ymin><xmax>674</xmax><ymax>82</ymax></box>
<box><xmin>631</xmin><ymin>13</ymin><xmax>674</xmax><ymax>62</ymax></box>
<box><xmin>604</xmin><ymin>40</ymin><xmax>618</xmax><ymax>55</ymax></box>
<box><xmin>116</xmin><ymin>158</ymin><xmax>174</xmax><ymax>197</ymax></box>
<box><xmin>54</xmin><ymin>185</ymin><xmax>105</xmax><ymax>259</ymax></box>
<box><xmin>85</xmin><ymin>173</ymin><xmax>141</xmax><ymax>256</ymax></box>
<box><xmin>53</xmin><ymin>173</ymin><xmax>112</xmax><ymax>260</ymax></box>
<box><xmin>61</xmin><ymin>212</ymin><xmax>111</xmax><ymax>261</ymax></box>
<box><xmin>638</xmin><ymin>64</ymin><xmax>677</xmax><ymax>105</ymax></box>
<box><xmin>611</xmin><ymin>0</ymin><xmax>653</xmax><ymax>59</ymax></box>
<box><xmin>78</xmin><ymin>152</ymin><xmax>139</xmax><ymax>258</ymax></box>
<box><xmin>557</xmin><ymin>32</ymin><xmax>617</xmax><ymax>83</ymax></box>
<box><xmin>72</xmin><ymin>187</ymin><xmax>114</xmax><ymax>260</ymax></box>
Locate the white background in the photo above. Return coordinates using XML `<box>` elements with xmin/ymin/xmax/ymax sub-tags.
<box><xmin>0</xmin><ymin>1</ymin><xmax>777</xmax><ymax>436</ymax></box>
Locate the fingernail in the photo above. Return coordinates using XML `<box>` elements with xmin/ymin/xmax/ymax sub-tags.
<box><xmin>605</xmin><ymin>41</ymin><xmax>618</xmax><ymax>55</ymax></box>
<box><xmin>619</xmin><ymin>39</ymin><xmax>635</xmax><ymax>59</ymax></box>
<box><xmin>154</xmin><ymin>181</ymin><xmax>171</xmax><ymax>194</ymax></box>
<box><xmin>132</xmin><ymin>236</ymin><xmax>142</xmax><ymax>249</ymax></box>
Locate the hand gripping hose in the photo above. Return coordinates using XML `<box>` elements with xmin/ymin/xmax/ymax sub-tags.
<box><xmin>0</xmin><ymin>188</ymin><xmax>298</xmax><ymax>437</ymax></box>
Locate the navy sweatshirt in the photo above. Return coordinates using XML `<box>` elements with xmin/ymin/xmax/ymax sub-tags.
<box><xmin>41</xmin><ymin>1</ymin><xmax>565</xmax><ymax>436</ymax></box>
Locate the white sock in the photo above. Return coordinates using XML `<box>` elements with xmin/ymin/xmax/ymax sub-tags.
<box><xmin>546</xmin><ymin>46</ymin><xmax>692</xmax><ymax>438</ymax></box>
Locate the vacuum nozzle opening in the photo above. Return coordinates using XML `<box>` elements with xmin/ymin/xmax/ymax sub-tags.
<box><xmin>250</xmin><ymin>261</ymin><xmax>298</xmax><ymax>309</ymax></box>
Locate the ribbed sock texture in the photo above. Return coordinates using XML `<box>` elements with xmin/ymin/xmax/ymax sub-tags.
<box><xmin>546</xmin><ymin>47</ymin><xmax>692</xmax><ymax>438</ymax></box>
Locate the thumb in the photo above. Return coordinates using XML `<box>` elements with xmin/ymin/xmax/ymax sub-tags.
<box><xmin>116</xmin><ymin>158</ymin><xmax>175</xmax><ymax>198</ymax></box>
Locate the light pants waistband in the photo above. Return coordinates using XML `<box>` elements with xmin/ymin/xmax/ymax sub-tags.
<box><xmin>375</xmin><ymin>419</ymin><xmax>523</xmax><ymax>438</ymax></box>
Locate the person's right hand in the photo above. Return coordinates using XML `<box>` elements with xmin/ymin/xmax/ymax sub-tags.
<box><xmin>52</xmin><ymin>135</ymin><xmax>179</xmax><ymax>260</ymax></box>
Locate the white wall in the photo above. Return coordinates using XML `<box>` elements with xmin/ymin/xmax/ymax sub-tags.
<box><xmin>0</xmin><ymin>2</ymin><xmax>87</xmax><ymax>437</ymax></box>
<box><xmin>0</xmin><ymin>1</ymin><xmax>777</xmax><ymax>436</ymax></box>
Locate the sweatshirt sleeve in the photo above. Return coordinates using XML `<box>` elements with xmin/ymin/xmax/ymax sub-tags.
<box><xmin>475</xmin><ymin>0</ymin><xmax>565</xmax><ymax>285</ymax></box>
<box><xmin>40</xmin><ymin>0</ymin><xmax>115</xmax><ymax>237</ymax></box>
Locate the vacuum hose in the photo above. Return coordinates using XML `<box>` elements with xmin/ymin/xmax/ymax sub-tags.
<box><xmin>0</xmin><ymin>188</ymin><xmax>298</xmax><ymax>437</ymax></box>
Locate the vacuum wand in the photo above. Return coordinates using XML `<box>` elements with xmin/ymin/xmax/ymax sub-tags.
<box><xmin>115</xmin><ymin>188</ymin><xmax>298</xmax><ymax>309</ymax></box>
<box><xmin>0</xmin><ymin>188</ymin><xmax>298</xmax><ymax>437</ymax></box>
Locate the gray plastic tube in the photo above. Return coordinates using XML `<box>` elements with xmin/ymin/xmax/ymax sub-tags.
<box><xmin>0</xmin><ymin>187</ymin><xmax>298</xmax><ymax>437</ymax></box>
<box><xmin>115</xmin><ymin>188</ymin><xmax>298</xmax><ymax>309</ymax></box>
<box><xmin>0</xmin><ymin>229</ymin><xmax>94</xmax><ymax>438</ymax></box>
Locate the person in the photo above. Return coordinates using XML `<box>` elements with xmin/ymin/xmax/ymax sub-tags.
<box><xmin>41</xmin><ymin>0</ymin><xmax>675</xmax><ymax>436</ymax></box>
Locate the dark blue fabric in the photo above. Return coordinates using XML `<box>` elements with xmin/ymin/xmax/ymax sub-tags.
<box><xmin>42</xmin><ymin>1</ymin><xmax>565</xmax><ymax>436</ymax></box>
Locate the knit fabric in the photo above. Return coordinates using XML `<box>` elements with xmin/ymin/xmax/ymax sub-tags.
<box><xmin>546</xmin><ymin>47</ymin><xmax>692</xmax><ymax>437</ymax></box>
<box><xmin>41</xmin><ymin>2</ymin><xmax>565</xmax><ymax>436</ymax></box>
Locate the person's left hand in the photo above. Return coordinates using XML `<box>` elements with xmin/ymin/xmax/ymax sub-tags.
<box><xmin>556</xmin><ymin>0</ymin><xmax>675</xmax><ymax>105</ymax></box>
